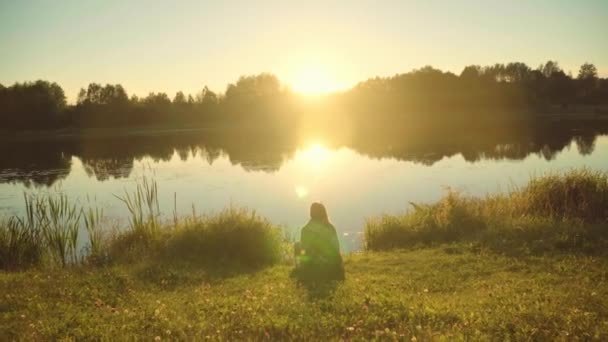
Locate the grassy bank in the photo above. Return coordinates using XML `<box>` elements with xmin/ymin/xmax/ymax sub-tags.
<box><xmin>0</xmin><ymin>178</ymin><xmax>284</xmax><ymax>271</ymax></box>
<box><xmin>2</xmin><ymin>169</ymin><xmax>608</xmax><ymax>339</ymax></box>
<box><xmin>365</xmin><ymin>169</ymin><xmax>608</xmax><ymax>254</ymax></box>
<box><xmin>2</xmin><ymin>248</ymin><xmax>608</xmax><ymax>340</ymax></box>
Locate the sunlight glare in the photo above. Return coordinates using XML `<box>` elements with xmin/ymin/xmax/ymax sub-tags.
<box><xmin>291</xmin><ymin>64</ymin><xmax>339</xmax><ymax>95</ymax></box>
<box><xmin>295</xmin><ymin>185</ymin><xmax>309</xmax><ymax>198</ymax></box>
<box><xmin>298</xmin><ymin>143</ymin><xmax>331</xmax><ymax>167</ymax></box>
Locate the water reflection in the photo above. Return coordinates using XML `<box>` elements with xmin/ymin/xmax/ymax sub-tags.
<box><xmin>0</xmin><ymin>124</ymin><xmax>605</xmax><ymax>187</ymax></box>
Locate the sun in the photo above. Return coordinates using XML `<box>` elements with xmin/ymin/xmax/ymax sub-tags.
<box><xmin>290</xmin><ymin>64</ymin><xmax>340</xmax><ymax>95</ymax></box>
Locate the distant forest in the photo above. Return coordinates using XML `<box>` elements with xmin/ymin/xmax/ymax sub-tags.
<box><xmin>1</xmin><ymin>61</ymin><xmax>607</xmax><ymax>131</ymax></box>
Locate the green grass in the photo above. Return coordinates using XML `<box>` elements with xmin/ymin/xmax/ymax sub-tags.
<box><xmin>2</xmin><ymin>169</ymin><xmax>608</xmax><ymax>339</ymax></box>
<box><xmin>2</xmin><ymin>247</ymin><xmax>608</xmax><ymax>340</ymax></box>
<box><xmin>365</xmin><ymin>169</ymin><xmax>608</xmax><ymax>253</ymax></box>
<box><xmin>0</xmin><ymin>178</ymin><xmax>285</xmax><ymax>270</ymax></box>
<box><xmin>109</xmin><ymin>206</ymin><xmax>285</xmax><ymax>269</ymax></box>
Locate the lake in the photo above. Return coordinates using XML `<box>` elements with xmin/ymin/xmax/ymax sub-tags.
<box><xmin>1</xmin><ymin>126</ymin><xmax>607</xmax><ymax>251</ymax></box>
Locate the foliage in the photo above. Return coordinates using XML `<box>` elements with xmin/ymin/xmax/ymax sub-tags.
<box><xmin>82</xmin><ymin>198</ymin><xmax>105</xmax><ymax>262</ymax></box>
<box><xmin>160</xmin><ymin>206</ymin><xmax>283</xmax><ymax>268</ymax></box>
<box><xmin>0</xmin><ymin>217</ymin><xmax>44</xmax><ymax>270</ymax></box>
<box><xmin>114</xmin><ymin>176</ymin><xmax>161</xmax><ymax>237</ymax></box>
<box><xmin>365</xmin><ymin>169</ymin><xmax>608</xmax><ymax>253</ymax></box>
<box><xmin>1</xmin><ymin>177</ymin><xmax>284</xmax><ymax>271</ymax></box>
<box><xmin>0</xmin><ymin>80</ymin><xmax>66</xmax><ymax>129</ymax></box>
<box><xmin>1</xmin><ymin>62</ymin><xmax>607</xmax><ymax>131</ymax></box>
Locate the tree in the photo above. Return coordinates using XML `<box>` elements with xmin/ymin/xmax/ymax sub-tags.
<box><xmin>460</xmin><ymin>65</ymin><xmax>482</xmax><ymax>80</ymax></box>
<box><xmin>540</xmin><ymin>61</ymin><xmax>562</xmax><ymax>78</ymax></box>
<box><xmin>173</xmin><ymin>91</ymin><xmax>187</xmax><ymax>104</ymax></box>
<box><xmin>578</xmin><ymin>63</ymin><xmax>598</xmax><ymax>80</ymax></box>
<box><xmin>0</xmin><ymin>80</ymin><xmax>66</xmax><ymax>129</ymax></box>
<box><xmin>504</xmin><ymin>62</ymin><xmax>531</xmax><ymax>82</ymax></box>
<box><xmin>77</xmin><ymin>88</ymin><xmax>87</xmax><ymax>105</ymax></box>
<box><xmin>196</xmin><ymin>86</ymin><xmax>218</xmax><ymax>105</ymax></box>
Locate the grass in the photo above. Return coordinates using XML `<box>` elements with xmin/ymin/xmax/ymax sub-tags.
<box><xmin>0</xmin><ymin>193</ymin><xmax>82</xmax><ymax>269</ymax></box>
<box><xmin>365</xmin><ymin>169</ymin><xmax>608</xmax><ymax>253</ymax></box>
<box><xmin>2</xmin><ymin>169</ymin><xmax>608</xmax><ymax>339</ymax></box>
<box><xmin>109</xmin><ymin>206</ymin><xmax>284</xmax><ymax>269</ymax></box>
<box><xmin>0</xmin><ymin>177</ymin><xmax>285</xmax><ymax>270</ymax></box>
<box><xmin>2</xmin><ymin>247</ymin><xmax>608</xmax><ymax>340</ymax></box>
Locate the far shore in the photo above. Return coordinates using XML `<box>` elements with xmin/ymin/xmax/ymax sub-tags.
<box><xmin>2</xmin><ymin>110</ymin><xmax>608</xmax><ymax>143</ymax></box>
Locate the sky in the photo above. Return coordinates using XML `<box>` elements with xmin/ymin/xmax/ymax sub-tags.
<box><xmin>1</xmin><ymin>0</ymin><xmax>607</xmax><ymax>102</ymax></box>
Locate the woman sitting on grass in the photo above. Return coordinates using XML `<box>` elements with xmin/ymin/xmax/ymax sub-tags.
<box><xmin>294</xmin><ymin>202</ymin><xmax>344</xmax><ymax>281</ymax></box>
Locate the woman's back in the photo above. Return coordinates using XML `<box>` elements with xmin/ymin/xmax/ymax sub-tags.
<box><xmin>300</xmin><ymin>219</ymin><xmax>341</xmax><ymax>265</ymax></box>
<box><xmin>295</xmin><ymin>203</ymin><xmax>344</xmax><ymax>281</ymax></box>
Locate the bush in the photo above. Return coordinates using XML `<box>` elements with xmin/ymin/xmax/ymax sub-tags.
<box><xmin>1</xmin><ymin>177</ymin><xmax>284</xmax><ymax>271</ymax></box>
<box><xmin>164</xmin><ymin>207</ymin><xmax>282</xmax><ymax>267</ymax></box>
<box><xmin>108</xmin><ymin>207</ymin><xmax>283</xmax><ymax>269</ymax></box>
<box><xmin>365</xmin><ymin>169</ymin><xmax>608</xmax><ymax>253</ymax></box>
<box><xmin>513</xmin><ymin>168</ymin><xmax>608</xmax><ymax>221</ymax></box>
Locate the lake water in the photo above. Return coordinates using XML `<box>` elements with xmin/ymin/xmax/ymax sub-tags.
<box><xmin>1</xmin><ymin>128</ymin><xmax>607</xmax><ymax>251</ymax></box>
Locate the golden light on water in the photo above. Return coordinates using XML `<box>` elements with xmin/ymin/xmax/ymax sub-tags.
<box><xmin>298</xmin><ymin>142</ymin><xmax>331</xmax><ymax>166</ymax></box>
<box><xmin>293</xmin><ymin>142</ymin><xmax>332</xmax><ymax>198</ymax></box>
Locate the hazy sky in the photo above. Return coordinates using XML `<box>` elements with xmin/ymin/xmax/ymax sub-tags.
<box><xmin>1</xmin><ymin>0</ymin><xmax>607</xmax><ymax>101</ymax></box>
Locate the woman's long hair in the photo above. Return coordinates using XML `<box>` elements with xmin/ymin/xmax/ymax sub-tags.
<box><xmin>310</xmin><ymin>202</ymin><xmax>330</xmax><ymax>224</ymax></box>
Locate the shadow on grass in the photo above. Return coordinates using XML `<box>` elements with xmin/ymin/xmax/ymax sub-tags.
<box><xmin>290</xmin><ymin>267</ymin><xmax>343</xmax><ymax>300</ymax></box>
<box><xmin>133</xmin><ymin>261</ymin><xmax>271</xmax><ymax>290</ymax></box>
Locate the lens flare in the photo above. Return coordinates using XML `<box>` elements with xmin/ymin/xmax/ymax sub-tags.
<box><xmin>295</xmin><ymin>185</ymin><xmax>309</xmax><ymax>198</ymax></box>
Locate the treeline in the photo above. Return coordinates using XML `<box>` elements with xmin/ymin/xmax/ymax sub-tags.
<box><xmin>342</xmin><ymin>61</ymin><xmax>608</xmax><ymax>132</ymax></box>
<box><xmin>0</xmin><ymin>81</ymin><xmax>68</xmax><ymax>129</ymax></box>
<box><xmin>1</xmin><ymin>61</ymin><xmax>607</xmax><ymax>130</ymax></box>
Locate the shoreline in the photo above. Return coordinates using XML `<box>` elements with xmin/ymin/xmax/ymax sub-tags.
<box><xmin>2</xmin><ymin>111</ymin><xmax>608</xmax><ymax>142</ymax></box>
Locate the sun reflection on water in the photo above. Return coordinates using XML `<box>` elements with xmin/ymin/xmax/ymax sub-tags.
<box><xmin>297</xmin><ymin>142</ymin><xmax>331</xmax><ymax>168</ymax></box>
<box><xmin>292</xmin><ymin>142</ymin><xmax>333</xmax><ymax>199</ymax></box>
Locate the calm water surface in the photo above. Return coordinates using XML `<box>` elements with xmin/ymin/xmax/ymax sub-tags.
<box><xmin>1</xmin><ymin>131</ymin><xmax>607</xmax><ymax>251</ymax></box>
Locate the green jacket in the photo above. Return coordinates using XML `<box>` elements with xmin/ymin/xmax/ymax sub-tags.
<box><xmin>299</xmin><ymin>219</ymin><xmax>341</xmax><ymax>266</ymax></box>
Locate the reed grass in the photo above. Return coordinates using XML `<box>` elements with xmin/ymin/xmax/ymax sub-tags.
<box><xmin>82</xmin><ymin>197</ymin><xmax>105</xmax><ymax>263</ymax></box>
<box><xmin>0</xmin><ymin>217</ymin><xmax>44</xmax><ymax>270</ymax></box>
<box><xmin>365</xmin><ymin>169</ymin><xmax>608</xmax><ymax>253</ymax></box>
<box><xmin>114</xmin><ymin>176</ymin><xmax>161</xmax><ymax>237</ymax></box>
<box><xmin>35</xmin><ymin>193</ymin><xmax>82</xmax><ymax>266</ymax></box>
<box><xmin>1</xmin><ymin>176</ymin><xmax>285</xmax><ymax>270</ymax></box>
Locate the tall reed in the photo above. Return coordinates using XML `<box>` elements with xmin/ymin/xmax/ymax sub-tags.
<box><xmin>114</xmin><ymin>176</ymin><xmax>161</xmax><ymax>237</ymax></box>
<box><xmin>32</xmin><ymin>193</ymin><xmax>82</xmax><ymax>266</ymax></box>
<box><xmin>0</xmin><ymin>216</ymin><xmax>44</xmax><ymax>269</ymax></box>
<box><xmin>82</xmin><ymin>197</ymin><xmax>104</xmax><ymax>260</ymax></box>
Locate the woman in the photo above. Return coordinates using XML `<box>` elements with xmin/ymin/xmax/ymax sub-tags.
<box><xmin>295</xmin><ymin>202</ymin><xmax>344</xmax><ymax>281</ymax></box>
